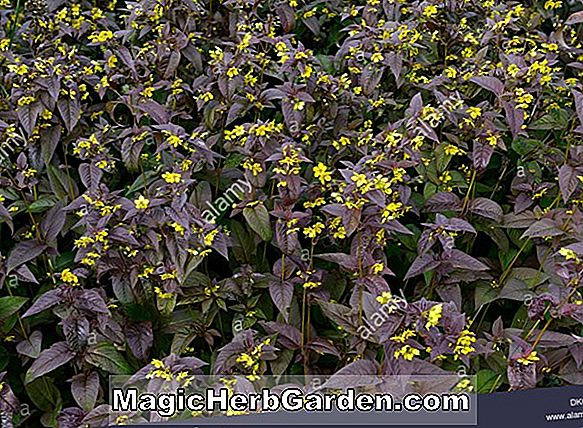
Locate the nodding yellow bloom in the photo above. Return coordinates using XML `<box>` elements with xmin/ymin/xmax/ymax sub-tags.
<box><xmin>303</xmin><ymin>281</ymin><xmax>321</xmax><ymax>289</ymax></box>
<box><xmin>444</xmin><ymin>66</ymin><xmax>457</xmax><ymax>79</ymax></box>
<box><xmin>146</xmin><ymin>359</ymin><xmax>173</xmax><ymax>380</ymax></box>
<box><xmin>162</xmin><ymin>172</ymin><xmax>182</xmax><ymax>184</ymax></box>
<box><xmin>88</xmin><ymin>30</ymin><xmax>114</xmax><ymax>43</ymax></box>
<box><xmin>303</xmin><ymin>197</ymin><xmax>326</xmax><ymax>209</ymax></box>
<box><xmin>454</xmin><ymin>328</ymin><xmax>476</xmax><ymax>359</ymax></box>
<box><xmin>371</xmin><ymin>263</ymin><xmax>384</xmax><ymax>275</ymax></box>
<box><xmin>303</xmin><ymin>222</ymin><xmax>325</xmax><ymax>239</ymax></box>
<box><xmin>351</xmin><ymin>173</ymin><xmax>368</xmax><ymax>188</ymax></box>
<box><xmin>517</xmin><ymin>351</ymin><xmax>540</xmax><ymax>366</ymax></box>
<box><xmin>199</xmin><ymin>91</ymin><xmax>214</xmax><ymax>102</ymax></box>
<box><xmin>371</xmin><ymin>52</ymin><xmax>384</xmax><ymax>63</ymax></box>
<box><xmin>154</xmin><ymin>287</ymin><xmax>174</xmax><ymax>300</ymax></box>
<box><xmin>544</xmin><ymin>0</ymin><xmax>562</xmax><ymax>10</ymax></box>
<box><xmin>381</xmin><ymin>202</ymin><xmax>404</xmax><ymax>222</ymax></box>
<box><xmin>444</xmin><ymin>144</ymin><xmax>464</xmax><ymax>156</ymax></box>
<box><xmin>61</xmin><ymin>269</ymin><xmax>79</xmax><ymax>285</ymax></box>
<box><xmin>134</xmin><ymin>195</ymin><xmax>150</xmax><ymax>210</ymax></box>
<box><xmin>139</xmin><ymin>266</ymin><xmax>155</xmax><ymax>279</ymax></box>
<box><xmin>559</xmin><ymin>247</ymin><xmax>578</xmax><ymax>261</ymax></box>
<box><xmin>160</xmin><ymin>270</ymin><xmax>177</xmax><ymax>281</ymax></box>
<box><xmin>204</xmin><ymin>229</ymin><xmax>219</xmax><ymax>246</ymax></box>
<box><xmin>376</xmin><ymin>291</ymin><xmax>393</xmax><ymax>305</ymax></box>
<box><xmin>227</xmin><ymin>67</ymin><xmax>240</xmax><ymax>78</ymax></box>
<box><xmin>292</xmin><ymin>99</ymin><xmax>305</xmax><ymax>111</ymax></box>
<box><xmin>313</xmin><ymin>163</ymin><xmax>332</xmax><ymax>184</ymax></box>
<box><xmin>424</xmin><ymin>304</ymin><xmax>443</xmax><ymax>329</ymax></box>
<box><xmin>242</xmin><ymin>159</ymin><xmax>263</xmax><ymax>176</ymax></box>
<box><xmin>422</xmin><ymin>5</ymin><xmax>438</xmax><ymax>18</ymax></box>
<box><xmin>390</xmin><ymin>329</ymin><xmax>416</xmax><ymax>343</ymax></box>
<box><xmin>394</xmin><ymin>345</ymin><xmax>420</xmax><ymax>361</ymax></box>
<box><xmin>466</xmin><ymin>106</ymin><xmax>482</xmax><ymax>119</ymax></box>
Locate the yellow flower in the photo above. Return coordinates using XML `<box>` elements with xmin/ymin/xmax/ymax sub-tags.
<box><xmin>381</xmin><ymin>202</ymin><xmax>404</xmax><ymax>222</ymax></box>
<box><xmin>544</xmin><ymin>0</ymin><xmax>562</xmax><ymax>10</ymax></box>
<box><xmin>371</xmin><ymin>52</ymin><xmax>384</xmax><ymax>63</ymax></box>
<box><xmin>141</xmin><ymin>86</ymin><xmax>154</xmax><ymax>98</ymax></box>
<box><xmin>303</xmin><ymin>281</ymin><xmax>321</xmax><ymax>289</ymax></box>
<box><xmin>424</xmin><ymin>304</ymin><xmax>443</xmax><ymax>329</ymax></box>
<box><xmin>154</xmin><ymin>287</ymin><xmax>174</xmax><ymax>300</ymax></box>
<box><xmin>199</xmin><ymin>91</ymin><xmax>214</xmax><ymax>102</ymax></box>
<box><xmin>351</xmin><ymin>173</ymin><xmax>368</xmax><ymax>188</ymax></box>
<box><xmin>88</xmin><ymin>30</ymin><xmax>114</xmax><ymax>43</ymax></box>
<box><xmin>227</xmin><ymin>67</ymin><xmax>240</xmax><ymax>78</ymax></box>
<box><xmin>390</xmin><ymin>329</ymin><xmax>416</xmax><ymax>343</ymax></box>
<box><xmin>376</xmin><ymin>291</ymin><xmax>393</xmax><ymax>305</ymax></box>
<box><xmin>559</xmin><ymin>247</ymin><xmax>578</xmax><ymax>261</ymax></box>
<box><xmin>61</xmin><ymin>269</ymin><xmax>79</xmax><ymax>285</ymax></box>
<box><xmin>303</xmin><ymin>222</ymin><xmax>325</xmax><ymax>239</ymax></box>
<box><xmin>466</xmin><ymin>106</ymin><xmax>482</xmax><ymax>119</ymax></box>
<box><xmin>134</xmin><ymin>195</ymin><xmax>150</xmax><ymax>210</ymax></box>
<box><xmin>160</xmin><ymin>270</ymin><xmax>177</xmax><ymax>280</ymax></box>
<box><xmin>204</xmin><ymin>229</ymin><xmax>219</xmax><ymax>246</ymax></box>
<box><xmin>517</xmin><ymin>351</ymin><xmax>540</xmax><ymax>366</ymax></box>
<box><xmin>454</xmin><ymin>328</ymin><xmax>476</xmax><ymax>359</ymax></box>
<box><xmin>313</xmin><ymin>163</ymin><xmax>332</xmax><ymax>184</ymax></box>
<box><xmin>371</xmin><ymin>263</ymin><xmax>384</xmax><ymax>275</ymax></box>
<box><xmin>444</xmin><ymin>66</ymin><xmax>457</xmax><ymax>79</ymax></box>
<box><xmin>394</xmin><ymin>345</ymin><xmax>420</xmax><ymax>361</ymax></box>
<box><xmin>507</xmin><ymin>63</ymin><xmax>520</xmax><ymax>77</ymax></box>
<box><xmin>243</xmin><ymin>159</ymin><xmax>263</xmax><ymax>176</ymax></box>
<box><xmin>422</xmin><ymin>5</ymin><xmax>438</xmax><ymax>18</ymax></box>
<box><xmin>162</xmin><ymin>172</ymin><xmax>182</xmax><ymax>184</ymax></box>
<box><xmin>444</xmin><ymin>144</ymin><xmax>464</xmax><ymax>156</ymax></box>
<box><xmin>293</xmin><ymin>99</ymin><xmax>305</xmax><ymax>111</ymax></box>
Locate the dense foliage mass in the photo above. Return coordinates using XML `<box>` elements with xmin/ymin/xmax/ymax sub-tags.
<box><xmin>0</xmin><ymin>0</ymin><xmax>583</xmax><ymax>425</ymax></box>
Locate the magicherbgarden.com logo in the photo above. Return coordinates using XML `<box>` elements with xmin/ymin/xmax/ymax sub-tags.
<box><xmin>107</xmin><ymin>374</ymin><xmax>476</xmax><ymax>425</ymax></box>
<box><xmin>111</xmin><ymin>387</ymin><xmax>471</xmax><ymax>418</ymax></box>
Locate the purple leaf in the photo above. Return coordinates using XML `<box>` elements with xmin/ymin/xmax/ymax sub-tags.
<box><xmin>448</xmin><ymin>249</ymin><xmax>489</xmax><ymax>271</ymax></box>
<box><xmin>16</xmin><ymin>330</ymin><xmax>42</xmax><ymax>358</ymax></box>
<box><xmin>521</xmin><ymin>218</ymin><xmax>564</xmax><ymax>239</ymax></box>
<box><xmin>78</xmin><ymin>164</ymin><xmax>103</xmax><ymax>191</ymax></box>
<box><xmin>6</xmin><ymin>240</ymin><xmax>47</xmax><ymax>274</ymax></box>
<box><xmin>57</xmin><ymin>96</ymin><xmax>80</xmax><ymax>132</ymax></box>
<box><xmin>566</xmin><ymin>11</ymin><xmax>583</xmax><ymax>25</ymax></box>
<box><xmin>269</xmin><ymin>279</ymin><xmax>293</xmax><ymax>322</ymax></box>
<box><xmin>469</xmin><ymin>197</ymin><xmax>503</xmax><ymax>222</ymax></box>
<box><xmin>558</xmin><ymin>164</ymin><xmax>579</xmax><ymax>203</ymax></box>
<box><xmin>22</xmin><ymin>289</ymin><xmax>63</xmax><ymax>318</ymax></box>
<box><xmin>261</xmin><ymin>321</ymin><xmax>301</xmax><ymax>349</ymax></box>
<box><xmin>424</xmin><ymin>192</ymin><xmax>462</xmax><ymax>212</ymax></box>
<box><xmin>26</xmin><ymin>341</ymin><xmax>75</xmax><ymax>383</ymax></box>
<box><xmin>125</xmin><ymin>322</ymin><xmax>153</xmax><ymax>360</ymax></box>
<box><xmin>71</xmin><ymin>371</ymin><xmax>99</xmax><ymax>412</ymax></box>
<box><xmin>404</xmin><ymin>254</ymin><xmax>440</xmax><ymax>279</ymax></box>
<box><xmin>470</xmin><ymin>76</ymin><xmax>504</xmax><ymax>96</ymax></box>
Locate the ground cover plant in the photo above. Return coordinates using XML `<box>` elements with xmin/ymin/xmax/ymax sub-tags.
<box><xmin>1</xmin><ymin>0</ymin><xmax>583</xmax><ymax>425</ymax></box>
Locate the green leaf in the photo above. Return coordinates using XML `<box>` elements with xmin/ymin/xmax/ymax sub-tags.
<box><xmin>477</xmin><ymin>369</ymin><xmax>499</xmax><ymax>393</ymax></box>
<box><xmin>85</xmin><ymin>342</ymin><xmax>133</xmax><ymax>375</ymax></box>
<box><xmin>28</xmin><ymin>195</ymin><xmax>60</xmax><ymax>213</ymax></box>
<box><xmin>0</xmin><ymin>296</ymin><xmax>28</xmax><ymax>320</ymax></box>
<box><xmin>243</xmin><ymin>203</ymin><xmax>272</xmax><ymax>241</ymax></box>
<box><xmin>529</xmin><ymin>108</ymin><xmax>569</xmax><ymax>130</ymax></box>
<box><xmin>25</xmin><ymin>377</ymin><xmax>63</xmax><ymax>413</ymax></box>
<box><xmin>225</xmin><ymin>153</ymin><xmax>245</xmax><ymax>168</ymax></box>
<box><xmin>474</xmin><ymin>281</ymin><xmax>500</xmax><ymax>307</ymax></box>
